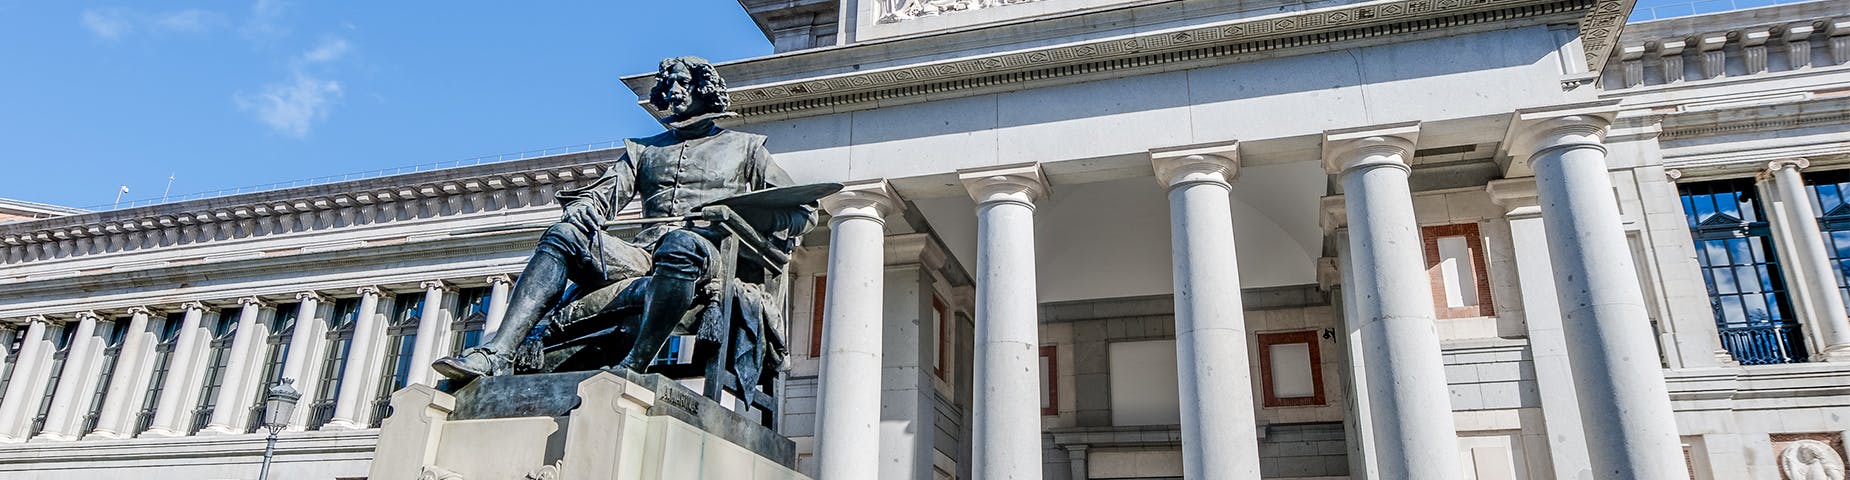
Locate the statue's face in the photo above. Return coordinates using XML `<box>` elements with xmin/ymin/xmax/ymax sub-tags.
<box><xmin>657</xmin><ymin>64</ymin><xmax>701</xmax><ymax>117</ymax></box>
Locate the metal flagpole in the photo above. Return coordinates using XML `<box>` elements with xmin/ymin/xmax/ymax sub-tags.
<box><xmin>161</xmin><ymin>174</ymin><xmax>175</xmax><ymax>203</ymax></box>
<box><xmin>112</xmin><ymin>185</ymin><xmax>128</xmax><ymax>209</ymax></box>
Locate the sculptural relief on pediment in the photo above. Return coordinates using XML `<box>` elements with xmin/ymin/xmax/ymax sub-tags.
<box><xmin>880</xmin><ymin>0</ymin><xmax>1045</xmax><ymax>23</ymax></box>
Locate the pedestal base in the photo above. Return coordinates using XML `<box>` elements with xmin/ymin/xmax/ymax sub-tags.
<box><xmin>369</xmin><ymin>369</ymin><xmax>803</xmax><ymax>480</ymax></box>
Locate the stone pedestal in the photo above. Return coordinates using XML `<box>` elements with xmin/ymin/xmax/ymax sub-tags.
<box><xmin>369</xmin><ymin>370</ymin><xmax>804</xmax><ymax>480</ymax></box>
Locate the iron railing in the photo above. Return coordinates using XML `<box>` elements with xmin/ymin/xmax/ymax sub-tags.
<box><xmin>188</xmin><ymin>407</ymin><xmax>213</xmax><ymax>434</ymax></box>
<box><xmin>86</xmin><ymin>141</ymin><xmax>625</xmax><ymax>211</ymax></box>
<box><xmin>1717</xmin><ymin>322</ymin><xmax>1808</xmax><ymax>365</ymax></box>
<box><xmin>306</xmin><ymin>400</ymin><xmax>337</xmax><ymax>430</ymax></box>
<box><xmin>1628</xmin><ymin>0</ymin><xmax>1818</xmax><ymax>22</ymax></box>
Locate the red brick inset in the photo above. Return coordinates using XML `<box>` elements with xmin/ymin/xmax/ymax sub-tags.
<box><xmin>1257</xmin><ymin>330</ymin><xmax>1326</xmax><ymax>407</ymax></box>
<box><xmin>1040</xmin><ymin>345</ymin><xmax>1058</xmax><ymax>416</ymax></box>
<box><xmin>1421</xmin><ymin>223</ymin><xmax>1495</xmax><ymax>319</ymax></box>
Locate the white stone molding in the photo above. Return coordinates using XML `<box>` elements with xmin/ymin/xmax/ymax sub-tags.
<box><xmin>1153</xmin><ymin>138</ymin><xmax>1262</xmax><ymax>478</ymax></box>
<box><xmin>1698</xmin><ymin>31</ymin><xmax>1729</xmax><ymax>80</ymax></box>
<box><xmin>695</xmin><ymin>0</ymin><xmax>1633</xmax><ymax>119</ymax></box>
<box><xmin>1832</xmin><ymin>17</ymin><xmax>1850</xmax><ymax>65</ymax></box>
<box><xmin>957</xmin><ymin>162</ymin><xmax>1047</xmax><ymax>480</ymax></box>
<box><xmin>1321</xmin><ymin>122</ymin><xmax>1418</xmax><ymax>175</ymax></box>
<box><xmin>813</xmin><ymin>179</ymin><xmax>901</xmax><ymax>480</ymax></box>
<box><xmin>1620</xmin><ymin>44</ymin><xmax>1646</xmax><ymax>88</ymax></box>
<box><xmin>84</xmin><ymin>307</ymin><xmax>155</xmax><ymax>440</ymax></box>
<box><xmin>1150</xmin><ymin>140</ymin><xmax>1240</xmax><ymax>190</ymax></box>
<box><xmin>959</xmin><ymin>163</ymin><xmax>1050</xmax><ymax>209</ymax></box>
<box><xmin>1779</xmin><ymin>439</ymin><xmax>1846</xmax><ymax>480</ymax></box>
<box><xmin>1741</xmin><ymin>26</ymin><xmax>1772</xmax><ymax>74</ymax></box>
<box><xmin>1321</xmin><ymin>122</ymin><xmax>1460</xmax><ymax>479</ymax></box>
<box><xmin>1788</xmin><ymin>22</ymin><xmax>1817</xmax><ymax>69</ymax></box>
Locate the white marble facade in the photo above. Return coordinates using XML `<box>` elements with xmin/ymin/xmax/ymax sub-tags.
<box><xmin>5</xmin><ymin>0</ymin><xmax>1850</xmax><ymax>479</ymax></box>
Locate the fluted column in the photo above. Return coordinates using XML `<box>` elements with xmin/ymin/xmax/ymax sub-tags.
<box><xmin>1322</xmin><ymin>123</ymin><xmax>1460</xmax><ymax>480</ymax></box>
<box><xmin>407</xmin><ymin>281</ymin><xmax>452</xmax><ymax>386</ymax></box>
<box><xmin>86</xmin><ymin>307</ymin><xmax>155</xmax><ymax>439</ymax></box>
<box><xmin>1150</xmin><ymin>143</ymin><xmax>1262</xmax><ymax>478</ymax></box>
<box><xmin>280</xmin><ymin>292</ymin><xmax>326</xmax><ymax>431</ymax></box>
<box><xmin>1513</xmin><ymin>111</ymin><xmax>1687</xmax><ymax>479</ymax></box>
<box><xmin>142</xmin><ymin>302</ymin><xmax>210</xmax><ymax>437</ymax></box>
<box><xmin>959</xmin><ymin>163</ymin><xmax>1049</xmax><ymax>480</ymax></box>
<box><xmin>483</xmin><ymin>275</ymin><xmax>513</xmax><ymax>338</ymax></box>
<box><xmin>0</xmin><ymin>317</ymin><xmax>51</xmax><ymax>442</ymax></box>
<box><xmin>201</xmin><ymin>297</ymin><xmax>267</xmax><ymax>435</ymax></box>
<box><xmin>326</xmin><ymin>286</ymin><xmax>386</xmax><ymax>430</ymax></box>
<box><xmin>1764</xmin><ymin>159</ymin><xmax>1850</xmax><ymax>360</ymax></box>
<box><xmin>813</xmin><ymin>180</ymin><xmax>903</xmax><ymax>480</ymax></box>
<box><xmin>34</xmin><ymin>312</ymin><xmax>104</xmax><ymax>441</ymax></box>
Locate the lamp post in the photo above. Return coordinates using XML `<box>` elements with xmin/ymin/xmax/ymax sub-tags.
<box><xmin>259</xmin><ymin>379</ymin><xmax>301</xmax><ymax>480</ymax></box>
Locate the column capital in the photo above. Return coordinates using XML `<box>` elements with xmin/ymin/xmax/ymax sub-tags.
<box><xmin>125</xmin><ymin>306</ymin><xmax>154</xmax><ymax>317</ymax></box>
<box><xmin>73</xmin><ymin>311</ymin><xmax>102</xmax><ymax>322</ymax></box>
<box><xmin>1502</xmin><ymin>101</ymin><xmax>1621</xmax><ymax>176</ymax></box>
<box><xmin>1766</xmin><ymin>157</ymin><xmax>1811</xmax><ymax>173</ymax></box>
<box><xmin>295</xmin><ymin>291</ymin><xmax>326</xmax><ymax>303</ymax></box>
<box><xmin>419</xmin><ymin>280</ymin><xmax>453</xmax><ymax>292</ymax></box>
<box><xmin>821</xmin><ymin>179</ymin><xmax>904</xmax><ymax>223</ymax></box>
<box><xmin>486</xmin><ymin>274</ymin><xmax>514</xmax><ymax>286</ymax></box>
<box><xmin>356</xmin><ymin>286</ymin><xmax>387</xmax><ymax>298</ymax></box>
<box><xmin>179</xmin><ymin>301</ymin><xmax>210</xmax><ymax>313</ymax></box>
<box><xmin>1321</xmin><ymin>122</ymin><xmax>1419</xmax><ymax>174</ymax></box>
<box><xmin>238</xmin><ymin>296</ymin><xmax>269</xmax><ymax>309</ymax></box>
<box><xmin>24</xmin><ymin>315</ymin><xmax>53</xmax><ymax>326</ymax></box>
<box><xmin>959</xmin><ymin>163</ymin><xmax>1050</xmax><ymax>208</ymax></box>
<box><xmin>1150</xmin><ymin>140</ymin><xmax>1240</xmax><ymax>190</ymax></box>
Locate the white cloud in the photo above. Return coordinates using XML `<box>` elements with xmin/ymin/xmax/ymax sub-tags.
<box><xmin>299</xmin><ymin>37</ymin><xmax>349</xmax><ymax>64</ymax></box>
<box><xmin>81</xmin><ymin>7</ymin><xmax>225</xmax><ymax>40</ymax></box>
<box><xmin>235</xmin><ymin>72</ymin><xmax>343</xmax><ymax>138</ymax></box>
<box><xmin>80</xmin><ymin>8</ymin><xmax>133</xmax><ymax>40</ymax></box>
<box><xmin>241</xmin><ymin>0</ymin><xmax>290</xmax><ymax>40</ymax></box>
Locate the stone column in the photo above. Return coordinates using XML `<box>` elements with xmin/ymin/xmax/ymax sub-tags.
<box><xmin>281</xmin><ymin>292</ymin><xmax>327</xmax><ymax>430</ymax></box>
<box><xmin>327</xmin><ymin>286</ymin><xmax>387</xmax><ymax>430</ymax></box>
<box><xmin>86</xmin><ymin>307</ymin><xmax>155</xmax><ymax>439</ymax></box>
<box><xmin>142</xmin><ymin>302</ymin><xmax>210</xmax><ymax>437</ymax></box>
<box><xmin>34</xmin><ymin>312</ymin><xmax>103</xmax><ymax>441</ymax></box>
<box><xmin>1487</xmin><ymin>179</ymin><xmax>1592</xmax><ymax>478</ymax></box>
<box><xmin>1322</xmin><ymin>123</ymin><xmax>1460</xmax><ymax>479</ymax></box>
<box><xmin>1150</xmin><ymin>143</ymin><xmax>1262</xmax><ymax>478</ymax></box>
<box><xmin>407</xmin><ymin>281</ymin><xmax>452</xmax><ymax>386</ymax></box>
<box><xmin>1513</xmin><ymin>111</ymin><xmax>1688</xmax><ymax>479</ymax></box>
<box><xmin>958</xmin><ymin>163</ymin><xmax>1049</xmax><ymax>480</ymax></box>
<box><xmin>201</xmin><ymin>297</ymin><xmax>267</xmax><ymax>435</ymax></box>
<box><xmin>813</xmin><ymin>180</ymin><xmax>902</xmax><ymax>480</ymax></box>
<box><xmin>1065</xmin><ymin>445</ymin><xmax>1089</xmax><ymax>480</ymax></box>
<box><xmin>0</xmin><ymin>317</ymin><xmax>51</xmax><ymax>442</ymax></box>
<box><xmin>483</xmin><ymin>275</ymin><xmax>513</xmax><ymax>338</ymax></box>
<box><xmin>1764</xmin><ymin>159</ymin><xmax>1850</xmax><ymax>360</ymax></box>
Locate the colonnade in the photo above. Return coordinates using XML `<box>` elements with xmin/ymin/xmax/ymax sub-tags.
<box><xmin>808</xmin><ymin>109</ymin><xmax>1692</xmax><ymax>479</ymax></box>
<box><xmin>0</xmin><ymin>276</ymin><xmax>515</xmax><ymax>444</ymax></box>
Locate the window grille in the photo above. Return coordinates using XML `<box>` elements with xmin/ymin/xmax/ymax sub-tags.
<box><xmin>0</xmin><ymin>331</ymin><xmax>22</xmax><ymax>406</ymax></box>
<box><xmin>246</xmin><ymin>303</ymin><xmax>297</xmax><ymax>433</ymax></box>
<box><xmin>134</xmin><ymin>315</ymin><xmax>182</xmax><ymax>435</ymax></box>
<box><xmin>448</xmin><ymin>287</ymin><xmax>491</xmax><ymax>356</ymax></box>
<box><xmin>28</xmin><ymin>324</ymin><xmax>75</xmax><ymax>437</ymax></box>
<box><xmin>371</xmin><ymin>296</ymin><xmax>421</xmax><ymax>428</ymax></box>
<box><xmin>189</xmin><ymin>313</ymin><xmax>239</xmax><ymax>434</ymax></box>
<box><xmin>1680</xmin><ymin>179</ymin><xmax>1807</xmax><ymax>364</ymax></box>
<box><xmin>80</xmin><ymin>322</ymin><xmax>129</xmax><ymax>435</ymax></box>
<box><xmin>308</xmin><ymin>298</ymin><xmax>360</xmax><ymax>430</ymax></box>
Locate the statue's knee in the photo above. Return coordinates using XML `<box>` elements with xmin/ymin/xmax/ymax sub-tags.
<box><xmin>652</xmin><ymin>230</ymin><xmax>710</xmax><ymax>280</ymax></box>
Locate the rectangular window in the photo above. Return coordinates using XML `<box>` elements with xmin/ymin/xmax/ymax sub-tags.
<box><xmin>373</xmin><ymin>296</ymin><xmax>421</xmax><ymax>427</ymax></box>
<box><xmin>1422</xmin><ymin>223</ymin><xmax>1494</xmax><ymax>318</ymax></box>
<box><xmin>1258</xmin><ymin>330</ymin><xmax>1325</xmax><ymax>407</ymax></box>
<box><xmin>81</xmin><ymin>321</ymin><xmax>129</xmax><ymax>435</ymax></box>
<box><xmin>135</xmin><ymin>314</ymin><xmax>181</xmax><ymax>435</ymax></box>
<box><xmin>29</xmin><ymin>324</ymin><xmax>74</xmax><ymax>437</ymax></box>
<box><xmin>247</xmin><ymin>303</ymin><xmax>297</xmax><ymax>433</ymax></box>
<box><xmin>309</xmin><ymin>298</ymin><xmax>360</xmax><ymax>430</ymax></box>
<box><xmin>1680</xmin><ymin>179</ymin><xmax>1806</xmax><ymax>365</ymax></box>
<box><xmin>1039</xmin><ymin>345</ymin><xmax>1057</xmax><ymax>416</ymax></box>
<box><xmin>1805</xmin><ymin>170</ymin><xmax>1850</xmax><ymax>313</ymax></box>
<box><xmin>932</xmin><ymin>296</ymin><xmax>949</xmax><ymax>379</ymax></box>
<box><xmin>1108</xmin><ymin>339</ymin><xmax>1181</xmax><ymax>425</ymax></box>
<box><xmin>191</xmin><ymin>312</ymin><xmax>238</xmax><ymax>434</ymax></box>
<box><xmin>809</xmin><ymin>276</ymin><xmax>826</xmax><ymax>358</ymax></box>
<box><xmin>449</xmin><ymin>287</ymin><xmax>491</xmax><ymax>355</ymax></box>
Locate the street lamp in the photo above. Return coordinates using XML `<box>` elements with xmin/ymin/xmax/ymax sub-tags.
<box><xmin>259</xmin><ymin>379</ymin><xmax>301</xmax><ymax>480</ymax></box>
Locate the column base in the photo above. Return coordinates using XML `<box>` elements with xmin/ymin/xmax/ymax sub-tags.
<box><xmin>137</xmin><ymin>427</ymin><xmax>185</xmax><ymax>438</ymax></box>
<box><xmin>1812</xmin><ymin>346</ymin><xmax>1850</xmax><ymax>362</ymax></box>
<box><xmin>80</xmin><ymin>429</ymin><xmax>128</xmax><ymax>440</ymax></box>
<box><xmin>0</xmin><ymin>433</ymin><xmax>31</xmax><ymax>444</ymax></box>
<box><xmin>28</xmin><ymin>431</ymin><xmax>77</xmax><ymax>442</ymax></box>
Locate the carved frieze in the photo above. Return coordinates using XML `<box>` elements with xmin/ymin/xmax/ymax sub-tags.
<box><xmin>880</xmin><ymin>0</ymin><xmax>1045</xmax><ymax>23</ymax></box>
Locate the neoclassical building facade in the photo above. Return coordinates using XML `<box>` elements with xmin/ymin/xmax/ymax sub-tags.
<box><xmin>3</xmin><ymin>0</ymin><xmax>1850</xmax><ymax>479</ymax></box>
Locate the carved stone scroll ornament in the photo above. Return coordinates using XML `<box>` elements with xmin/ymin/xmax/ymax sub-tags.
<box><xmin>525</xmin><ymin>460</ymin><xmax>564</xmax><ymax>480</ymax></box>
<box><xmin>881</xmin><ymin>0</ymin><xmax>1043</xmax><ymax>23</ymax></box>
<box><xmin>1780</xmin><ymin>439</ymin><xmax>1847</xmax><ymax>480</ymax></box>
<box><xmin>418</xmin><ymin>465</ymin><xmax>465</xmax><ymax>480</ymax></box>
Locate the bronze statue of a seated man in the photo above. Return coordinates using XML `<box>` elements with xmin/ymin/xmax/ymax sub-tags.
<box><xmin>434</xmin><ymin>56</ymin><xmax>817</xmax><ymax>381</ymax></box>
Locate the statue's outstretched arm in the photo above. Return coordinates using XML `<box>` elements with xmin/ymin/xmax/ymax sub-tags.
<box><xmin>754</xmin><ymin>143</ymin><xmax>819</xmax><ymax>251</ymax></box>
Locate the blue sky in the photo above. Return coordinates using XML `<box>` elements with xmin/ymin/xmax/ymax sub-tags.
<box><xmin>0</xmin><ymin>1</ymin><xmax>772</xmax><ymax>210</ymax></box>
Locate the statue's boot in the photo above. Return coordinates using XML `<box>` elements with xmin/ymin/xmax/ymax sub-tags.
<box><xmin>614</xmin><ymin>276</ymin><xmax>697</xmax><ymax>371</ymax></box>
<box><xmin>433</xmin><ymin>237</ymin><xmax>575</xmax><ymax>380</ymax></box>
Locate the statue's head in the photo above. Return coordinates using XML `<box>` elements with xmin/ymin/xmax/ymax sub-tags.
<box><xmin>648</xmin><ymin>56</ymin><xmax>730</xmax><ymax>123</ymax></box>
